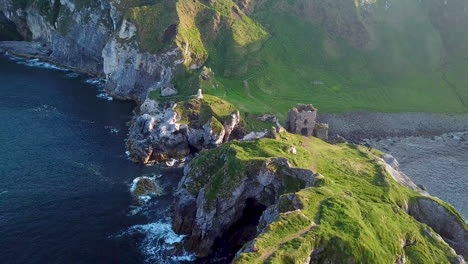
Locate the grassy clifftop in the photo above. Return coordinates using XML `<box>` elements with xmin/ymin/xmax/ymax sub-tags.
<box><xmin>186</xmin><ymin>132</ymin><xmax>465</xmax><ymax>263</ymax></box>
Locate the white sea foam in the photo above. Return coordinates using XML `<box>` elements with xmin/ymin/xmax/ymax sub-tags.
<box><xmin>85</xmin><ymin>78</ymin><xmax>106</xmax><ymax>87</ymax></box>
<box><xmin>96</xmin><ymin>91</ymin><xmax>113</xmax><ymax>101</ymax></box>
<box><xmin>116</xmin><ymin>221</ymin><xmax>195</xmax><ymax>263</ymax></box>
<box><xmin>16</xmin><ymin>58</ymin><xmax>69</xmax><ymax>71</ymax></box>
<box><xmin>104</xmin><ymin>126</ymin><xmax>119</xmax><ymax>134</ymax></box>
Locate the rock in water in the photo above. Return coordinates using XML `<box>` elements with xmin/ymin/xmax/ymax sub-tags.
<box><xmin>130</xmin><ymin>176</ymin><xmax>158</xmax><ymax>197</ymax></box>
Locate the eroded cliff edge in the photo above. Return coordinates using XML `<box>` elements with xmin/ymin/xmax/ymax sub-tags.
<box><xmin>173</xmin><ymin>131</ymin><xmax>467</xmax><ymax>263</ymax></box>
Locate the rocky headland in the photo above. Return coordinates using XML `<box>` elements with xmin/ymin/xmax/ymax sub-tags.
<box><xmin>1</xmin><ymin>0</ymin><xmax>467</xmax><ymax>263</ymax></box>
<box><xmin>173</xmin><ymin>130</ymin><xmax>467</xmax><ymax>263</ymax></box>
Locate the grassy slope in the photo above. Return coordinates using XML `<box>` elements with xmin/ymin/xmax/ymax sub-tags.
<box><xmin>142</xmin><ymin>0</ymin><xmax>468</xmax><ymax>117</ymax></box>
<box><xmin>186</xmin><ymin>132</ymin><xmax>465</xmax><ymax>263</ymax></box>
<box><xmin>12</xmin><ymin>0</ymin><xmax>468</xmax><ymax>115</ymax></box>
<box><xmin>205</xmin><ymin>0</ymin><xmax>468</xmax><ymax>116</ymax></box>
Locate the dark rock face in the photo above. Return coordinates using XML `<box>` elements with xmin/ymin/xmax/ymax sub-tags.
<box><xmin>0</xmin><ymin>0</ymin><xmax>183</xmax><ymax>101</ymax></box>
<box><xmin>173</xmin><ymin>157</ymin><xmax>317</xmax><ymax>257</ymax></box>
<box><xmin>0</xmin><ymin>0</ymin><xmax>113</xmax><ymax>74</ymax></box>
<box><xmin>408</xmin><ymin>197</ymin><xmax>467</xmax><ymax>259</ymax></box>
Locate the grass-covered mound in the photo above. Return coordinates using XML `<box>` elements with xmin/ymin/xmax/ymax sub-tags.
<box><xmin>170</xmin><ymin>94</ymin><xmax>276</xmax><ymax>132</ymax></box>
<box><xmin>186</xmin><ymin>132</ymin><xmax>465</xmax><ymax>263</ymax></box>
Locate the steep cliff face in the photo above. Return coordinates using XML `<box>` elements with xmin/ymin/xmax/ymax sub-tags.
<box><xmin>173</xmin><ymin>132</ymin><xmax>467</xmax><ymax>263</ymax></box>
<box><xmin>0</xmin><ymin>0</ymin><xmax>185</xmax><ymax>100</ymax></box>
<box><xmin>173</xmin><ymin>154</ymin><xmax>317</xmax><ymax>256</ymax></box>
<box><xmin>0</xmin><ymin>0</ymin><xmax>112</xmax><ymax>74</ymax></box>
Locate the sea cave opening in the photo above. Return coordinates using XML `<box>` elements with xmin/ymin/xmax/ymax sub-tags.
<box><xmin>195</xmin><ymin>198</ymin><xmax>267</xmax><ymax>264</ymax></box>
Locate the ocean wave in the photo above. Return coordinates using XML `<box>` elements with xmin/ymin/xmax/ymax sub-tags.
<box><xmin>104</xmin><ymin>126</ymin><xmax>119</xmax><ymax>134</ymax></box>
<box><xmin>114</xmin><ymin>221</ymin><xmax>195</xmax><ymax>263</ymax></box>
<box><xmin>96</xmin><ymin>91</ymin><xmax>113</xmax><ymax>101</ymax></box>
<box><xmin>85</xmin><ymin>77</ymin><xmax>106</xmax><ymax>87</ymax></box>
<box><xmin>65</xmin><ymin>72</ymin><xmax>80</xmax><ymax>78</ymax></box>
<box><xmin>16</xmin><ymin>58</ymin><xmax>69</xmax><ymax>71</ymax></box>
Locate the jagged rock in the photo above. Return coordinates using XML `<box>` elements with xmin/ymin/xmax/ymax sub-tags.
<box><xmin>200</xmin><ymin>66</ymin><xmax>213</xmax><ymax>80</ymax></box>
<box><xmin>128</xmin><ymin>98</ymin><xmax>242</xmax><ymax>163</ymax></box>
<box><xmin>257</xmin><ymin>114</ymin><xmax>278</xmax><ymax>124</ymax></box>
<box><xmin>408</xmin><ymin>197</ymin><xmax>467</xmax><ymax>258</ymax></box>
<box><xmin>223</xmin><ymin>111</ymin><xmax>240</xmax><ymax>142</ymax></box>
<box><xmin>378</xmin><ymin>154</ymin><xmax>427</xmax><ymax>194</ymax></box>
<box><xmin>285</xmin><ymin>104</ymin><xmax>317</xmax><ymax>137</ymax></box>
<box><xmin>173</xmin><ymin>157</ymin><xmax>317</xmax><ymax>256</ymax></box>
<box><xmin>161</xmin><ymin>85</ymin><xmax>178</xmax><ymax>97</ymax></box>
<box><xmin>127</xmin><ymin>101</ymin><xmax>190</xmax><ymax>163</ymax></box>
<box><xmin>203</xmin><ymin>117</ymin><xmax>225</xmax><ymax>147</ymax></box>
<box><xmin>314</xmin><ymin>122</ymin><xmax>329</xmax><ymax>141</ymax></box>
<box><xmin>103</xmin><ymin>37</ymin><xmax>181</xmax><ymax>102</ymax></box>
<box><xmin>241</xmin><ymin>131</ymin><xmax>267</xmax><ymax>141</ymax></box>
<box><xmin>335</xmin><ymin>135</ymin><xmax>347</xmax><ymax>143</ymax></box>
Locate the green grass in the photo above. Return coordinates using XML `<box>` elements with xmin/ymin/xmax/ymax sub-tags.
<box><xmin>184</xmin><ymin>132</ymin><xmax>465</xmax><ymax>263</ymax></box>
<box><xmin>173</xmin><ymin>94</ymin><xmax>238</xmax><ymax>128</ymax></box>
<box><xmin>162</xmin><ymin>0</ymin><xmax>468</xmax><ymax>116</ymax></box>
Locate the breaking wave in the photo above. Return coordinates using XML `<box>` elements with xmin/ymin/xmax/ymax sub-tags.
<box><xmin>15</xmin><ymin>58</ymin><xmax>69</xmax><ymax>71</ymax></box>
<box><xmin>114</xmin><ymin>220</ymin><xmax>195</xmax><ymax>263</ymax></box>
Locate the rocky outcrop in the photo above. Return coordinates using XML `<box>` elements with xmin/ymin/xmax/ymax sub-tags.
<box><xmin>0</xmin><ymin>0</ymin><xmax>184</xmax><ymax>101</ymax></box>
<box><xmin>0</xmin><ymin>0</ymin><xmax>111</xmax><ymax>74</ymax></box>
<box><xmin>378</xmin><ymin>153</ymin><xmax>467</xmax><ymax>259</ymax></box>
<box><xmin>173</xmin><ymin>157</ymin><xmax>317</xmax><ymax>256</ymax></box>
<box><xmin>127</xmin><ymin>98</ymin><xmax>242</xmax><ymax>164</ymax></box>
<box><xmin>130</xmin><ymin>176</ymin><xmax>158</xmax><ymax>197</ymax></box>
<box><xmin>408</xmin><ymin>197</ymin><xmax>467</xmax><ymax>258</ymax></box>
<box><xmin>318</xmin><ymin>112</ymin><xmax>468</xmax><ymax>141</ymax></box>
<box><xmin>127</xmin><ymin>100</ymin><xmax>189</xmax><ymax>164</ymax></box>
<box><xmin>378</xmin><ymin>154</ymin><xmax>427</xmax><ymax>194</ymax></box>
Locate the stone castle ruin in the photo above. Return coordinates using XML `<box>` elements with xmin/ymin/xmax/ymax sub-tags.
<box><xmin>285</xmin><ymin>104</ymin><xmax>329</xmax><ymax>141</ymax></box>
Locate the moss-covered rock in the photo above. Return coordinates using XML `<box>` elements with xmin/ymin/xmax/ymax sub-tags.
<box><xmin>172</xmin><ymin>132</ymin><xmax>466</xmax><ymax>263</ymax></box>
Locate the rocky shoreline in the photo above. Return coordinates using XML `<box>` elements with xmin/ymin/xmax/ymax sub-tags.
<box><xmin>319</xmin><ymin>111</ymin><xmax>468</xmax><ymax>141</ymax></box>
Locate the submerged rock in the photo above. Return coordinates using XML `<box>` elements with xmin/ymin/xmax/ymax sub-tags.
<box><xmin>130</xmin><ymin>176</ymin><xmax>159</xmax><ymax>197</ymax></box>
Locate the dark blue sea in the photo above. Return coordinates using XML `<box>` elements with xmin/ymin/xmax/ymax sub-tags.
<box><xmin>0</xmin><ymin>55</ymin><xmax>192</xmax><ymax>264</ymax></box>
